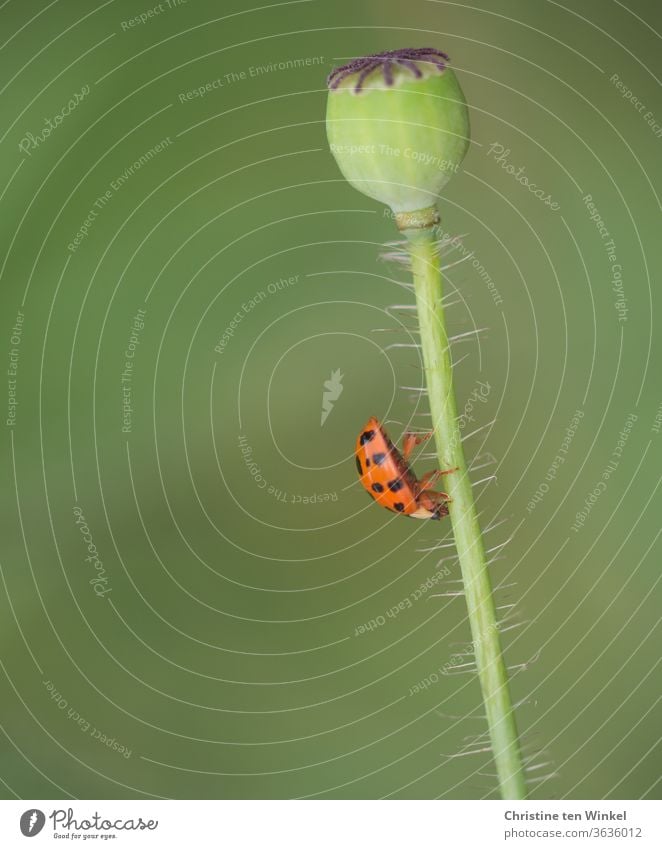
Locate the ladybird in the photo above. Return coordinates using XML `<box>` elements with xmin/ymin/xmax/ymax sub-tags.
<box><xmin>355</xmin><ymin>417</ymin><xmax>456</xmax><ymax>520</ymax></box>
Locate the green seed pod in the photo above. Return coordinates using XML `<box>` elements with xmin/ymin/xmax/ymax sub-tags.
<box><xmin>326</xmin><ymin>48</ymin><xmax>470</xmax><ymax>228</ymax></box>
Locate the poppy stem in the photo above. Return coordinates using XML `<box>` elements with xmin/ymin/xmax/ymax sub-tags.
<box><xmin>404</xmin><ymin>217</ymin><xmax>527</xmax><ymax>800</ymax></box>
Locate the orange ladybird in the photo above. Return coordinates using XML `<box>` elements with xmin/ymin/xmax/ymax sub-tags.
<box><xmin>355</xmin><ymin>417</ymin><xmax>455</xmax><ymax>520</ymax></box>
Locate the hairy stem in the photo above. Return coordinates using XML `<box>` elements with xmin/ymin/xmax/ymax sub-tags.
<box><xmin>404</xmin><ymin>217</ymin><xmax>527</xmax><ymax>800</ymax></box>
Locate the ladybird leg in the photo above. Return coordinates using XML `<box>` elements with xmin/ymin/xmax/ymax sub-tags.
<box><xmin>428</xmin><ymin>488</ymin><xmax>452</xmax><ymax>504</ymax></box>
<box><xmin>417</xmin><ymin>491</ymin><xmax>432</xmax><ymax>510</ymax></box>
<box><xmin>418</xmin><ymin>467</ymin><xmax>460</xmax><ymax>492</ymax></box>
<box><xmin>418</xmin><ymin>469</ymin><xmax>442</xmax><ymax>491</ymax></box>
<box><xmin>402</xmin><ymin>430</ymin><xmax>433</xmax><ymax>461</ymax></box>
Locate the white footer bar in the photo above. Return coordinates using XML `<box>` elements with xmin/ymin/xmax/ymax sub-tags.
<box><xmin>1</xmin><ymin>800</ymin><xmax>660</xmax><ymax>848</ymax></box>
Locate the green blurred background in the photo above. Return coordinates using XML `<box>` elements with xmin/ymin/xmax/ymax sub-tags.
<box><xmin>0</xmin><ymin>0</ymin><xmax>660</xmax><ymax>800</ymax></box>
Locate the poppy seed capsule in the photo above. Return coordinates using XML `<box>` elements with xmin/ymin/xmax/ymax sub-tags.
<box><xmin>326</xmin><ymin>48</ymin><xmax>470</xmax><ymax>228</ymax></box>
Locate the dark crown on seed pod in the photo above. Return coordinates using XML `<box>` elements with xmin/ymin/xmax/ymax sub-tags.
<box><xmin>327</xmin><ymin>47</ymin><xmax>450</xmax><ymax>93</ymax></box>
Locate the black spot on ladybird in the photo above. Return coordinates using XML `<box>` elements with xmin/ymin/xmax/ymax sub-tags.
<box><xmin>355</xmin><ymin>456</ymin><xmax>362</xmax><ymax>476</ymax></box>
<box><xmin>388</xmin><ymin>479</ymin><xmax>404</xmax><ymax>492</ymax></box>
<box><xmin>372</xmin><ymin>452</ymin><xmax>386</xmax><ymax>465</ymax></box>
<box><xmin>360</xmin><ymin>430</ymin><xmax>375</xmax><ymax>445</ymax></box>
<box><xmin>365</xmin><ymin>458</ymin><xmax>371</xmax><ymax>467</ymax></box>
<box><xmin>393</xmin><ymin>502</ymin><xmax>405</xmax><ymax>512</ymax></box>
<box><xmin>371</xmin><ymin>482</ymin><xmax>384</xmax><ymax>493</ymax></box>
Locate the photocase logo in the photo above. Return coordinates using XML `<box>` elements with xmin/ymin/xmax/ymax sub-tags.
<box><xmin>20</xmin><ymin>809</ymin><xmax>45</xmax><ymax>837</ymax></box>
<box><xmin>320</xmin><ymin>368</ymin><xmax>343</xmax><ymax>426</ymax></box>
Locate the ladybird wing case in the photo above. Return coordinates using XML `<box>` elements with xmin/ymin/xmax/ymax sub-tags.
<box><xmin>355</xmin><ymin>418</ymin><xmax>418</xmax><ymax>514</ymax></box>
